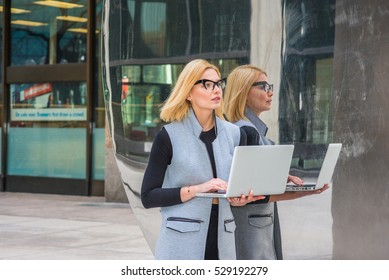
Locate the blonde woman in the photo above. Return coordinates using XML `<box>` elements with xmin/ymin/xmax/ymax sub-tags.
<box><xmin>223</xmin><ymin>65</ymin><xmax>329</xmax><ymax>260</ymax></box>
<box><xmin>141</xmin><ymin>59</ymin><xmax>262</xmax><ymax>260</ymax></box>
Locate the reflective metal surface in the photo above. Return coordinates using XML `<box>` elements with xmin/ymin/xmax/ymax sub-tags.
<box><xmin>101</xmin><ymin>0</ymin><xmax>389</xmax><ymax>259</ymax></box>
<box><xmin>101</xmin><ymin>0</ymin><xmax>336</xmax><ymax>257</ymax></box>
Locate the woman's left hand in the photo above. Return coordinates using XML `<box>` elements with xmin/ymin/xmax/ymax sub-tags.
<box><xmin>287</xmin><ymin>174</ymin><xmax>304</xmax><ymax>185</ymax></box>
<box><xmin>228</xmin><ymin>190</ymin><xmax>265</xmax><ymax>207</ymax></box>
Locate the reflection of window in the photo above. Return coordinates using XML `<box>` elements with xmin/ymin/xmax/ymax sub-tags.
<box><xmin>140</xmin><ymin>2</ymin><xmax>167</xmax><ymax>57</ymax></box>
<box><xmin>280</xmin><ymin>0</ymin><xmax>335</xmax><ymax>145</ymax></box>
<box><xmin>121</xmin><ymin>66</ymin><xmax>141</xmax><ymax>83</ymax></box>
<box><xmin>119</xmin><ymin>65</ymin><xmax>172</xmax><ymax>146</ymax></box>
<box><xmin>119</xmin><ymin>65</ymin><xmax>178</xmax><ymax>144</ymax></box>
<box><xmin>143</xmin><ymin>65</ymin><xmax>174</xmax><ymax>84</ymax></box>
<box><xmin>114</xmin><ymin>0</ymin><xmax>250</xmax><ymax>60</ymax></box>
<box><xmin>121</xmin><ymin>84</ymin><xmax>163</xmax><ymax>141</ymax></box>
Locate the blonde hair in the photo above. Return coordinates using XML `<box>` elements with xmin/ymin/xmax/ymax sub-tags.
<box><xmin>223</xmin><ymin>65</ymin><xmax>267</xmax><ymax>122</ymax></box>
<box><xmin>160</xmin><ymin>59</ymin><xmax>224</xmax><ymax>122</ymax></box>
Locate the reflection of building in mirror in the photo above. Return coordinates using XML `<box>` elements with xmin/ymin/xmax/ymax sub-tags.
<box><xmin>121</xmin><ymin>82</ymin><xmax>161</xmax><ymax>141</ymax></box>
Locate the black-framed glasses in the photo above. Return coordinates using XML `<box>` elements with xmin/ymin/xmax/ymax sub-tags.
<box><xmin>252</xmin><ymin>81</ymin><xmax>274</xmax><ymax>93</ymax></box>
<box><xmin>194</xmin><ymin>78</ymin><xmax>226</xmax><ymax>91</ymax></box>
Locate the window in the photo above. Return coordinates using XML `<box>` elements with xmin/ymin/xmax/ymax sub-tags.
<box><xmin>8</xmin><ymin>82</ymin><xmax>87</xmax><ymax>179</ymax></box>
<box><xmin>11</xmin><ymin>0</ymin><xmax>88</xmax><ymax>65</ymax></box>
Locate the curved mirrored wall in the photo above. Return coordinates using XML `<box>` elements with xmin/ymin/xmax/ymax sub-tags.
<box><xmin>102</xmin><ymin>0</ymin><xmax>337</xmax><ymax>258</ymax></box>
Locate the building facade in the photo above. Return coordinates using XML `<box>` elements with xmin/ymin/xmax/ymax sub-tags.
<box><xmin>1</xmin><ymin>0</ymin><xmax>105</xmax><ymax>196</ymax></box>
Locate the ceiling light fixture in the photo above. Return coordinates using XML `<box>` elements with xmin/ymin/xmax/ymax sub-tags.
<box><xmin>11</xmin><ymin>20</ymin><xmax>48</xmax><ymax>27</ymax></box>
<box><xmin>34</xmin><ymin>1</ymin><xmax>84</xmax><ymax>9</ymax></box>
<box><xmin>0</xmin><ymin>6</ymin><xmax>31</xmax><ymax>14</ymax></box>
<box><xmin>56</xmin><ymin>15</ymin><xmax>87</xmax><ymax>23</ymax></box>
<box><xmin>67</xmin><ymin>28</ymin><xmax>87</xmax><ymax>33</ymax></box>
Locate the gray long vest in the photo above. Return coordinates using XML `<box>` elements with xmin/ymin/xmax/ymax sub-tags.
<box><xmin>232</xmin><ymin>108</ymin><xmax>281</xmax><ymax>260</ymax></box>
<box><xmin>155</xmin><ymin>109</ymin><xmax>240</xmax><ymax>260</ymax></box>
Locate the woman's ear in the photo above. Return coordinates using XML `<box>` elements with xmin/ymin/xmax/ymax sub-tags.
<box><xmin>187</xmin><ymin>95</ymin><xmax>192</xmax><ymax>101</ymax></box>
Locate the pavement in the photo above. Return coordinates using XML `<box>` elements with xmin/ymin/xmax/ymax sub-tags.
<box><xmin>0</xmin><ymin>187</ymin><xmax>333</xmax><ymax>260</ymax></box>
<box><xmin>0</xmin><ymin>192</ymin><xmax>154</xmax><ymax>260</ymax></box>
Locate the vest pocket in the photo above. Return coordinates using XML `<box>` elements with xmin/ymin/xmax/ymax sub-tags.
<box><xmin>166</xmin><ymin>217</ymin><xmax>203</xmax><ymax>233</ymax></box>
<box><xmin>224</xmin><ymin>219</ymin><xmax>236</xmax><ymax>233</ymax></box>
<box><xmin>248</xmin><ymin>214</ymin><xmax>273</xmax><ymax>228</ymax></box>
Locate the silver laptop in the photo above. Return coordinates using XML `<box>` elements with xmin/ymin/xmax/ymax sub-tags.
<box><xmin>286</xmin><ymin>143</ymin><xmax>342</xmax><ymax>191</ymax></box>
<box><xmin>195</xmin><ymin>145</ymin><xmax>294</xmax><ymax>198</ymax></box>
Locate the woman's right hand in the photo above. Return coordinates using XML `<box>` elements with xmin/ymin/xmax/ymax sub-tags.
<box><xmin>180</xmin><ymin>178</ymin><xmax>228</xmax><ymax>202</ymax></box>
<box><xmin>195</xmin><ymin>178</ymin><xmax>228</xmax><ymax>193</ymax></box>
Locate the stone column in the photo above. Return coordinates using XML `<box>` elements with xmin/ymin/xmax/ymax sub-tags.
<box><xmin>332</xmin><ymin>0</ymin><xmax>389</xmax><ymax>259</ymax></box>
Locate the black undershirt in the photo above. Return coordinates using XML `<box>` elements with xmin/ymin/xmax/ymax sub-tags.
<box><xmin>199</xmin><ymin>128</ymin><xmax>218</xmax><ymax>178</ymax></box>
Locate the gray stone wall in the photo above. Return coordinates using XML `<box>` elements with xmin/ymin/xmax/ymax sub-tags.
<box><xmin>332</xmin><ymin>0</ymin><xmax>389</xmax><ymax>259</ymax></box>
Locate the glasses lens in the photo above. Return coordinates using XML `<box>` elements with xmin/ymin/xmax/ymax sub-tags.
<box><xmin>218</xmin><ymin>79</ymin><xmax>226</xmax><ymax>90</ymax></box>
<box><xmin>204</xmin><ymin>80</ymin><xmax>214</xmax><ymax>90</ymax></box>
<box><xmin>253</xmin><ymin>81</ymin><xmax>273</xmax><ymax>93</ymax></box>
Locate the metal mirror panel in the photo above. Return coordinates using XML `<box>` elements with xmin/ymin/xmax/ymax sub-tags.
<box><xmin>331</xmin><ymin>0</ymin><xmax>389</xmax><ymax>259</ymax></box>
<box><xmin>102</xmin><ymin>0</ymin><xmax>388</xmax><ymax>259</ymax></box>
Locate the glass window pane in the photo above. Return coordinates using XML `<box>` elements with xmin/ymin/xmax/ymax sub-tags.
<box><xmin>10</xmin><ymin>82</ymin><xmax>87</xmax><ymax>122</ymax></box>
<box><xmin>92</xmin><ymin>128</ymin><xmax>104</xmax><ymax>180</ymax></box>
<box><xmin>93</xmin><ymin>0</ymin><xmax>105</xmax><ymax>180</ymax></box>
<box><xmin>95</xmin><ymin>0</ymin><xmax>104</xmax><ymax>128</ymax></box>
<box><xmin>11</xmin><ymin>0</ymin><xmax>88</xmax><ymax>65</ymax></box>
<box><xmin>8</xmin><ymin>127</ymin><xmax>86</xmax><ymax>178</ymax></box>
<box><xmin>8</xmin><ymin>82</ymin><xmax>87</xmax><ymax>179</ymax></box>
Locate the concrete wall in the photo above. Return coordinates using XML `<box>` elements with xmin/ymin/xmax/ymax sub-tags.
<box><xmin>332</xmin><ymin>0</ymin><xmax>389</xmax><ymax>259</ymax></box>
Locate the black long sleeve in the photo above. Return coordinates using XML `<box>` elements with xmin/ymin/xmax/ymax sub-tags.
<box><xmin>141</xmin><ymin>128</ymin><xmax>180</xmax><ymax>208</ymax></box>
